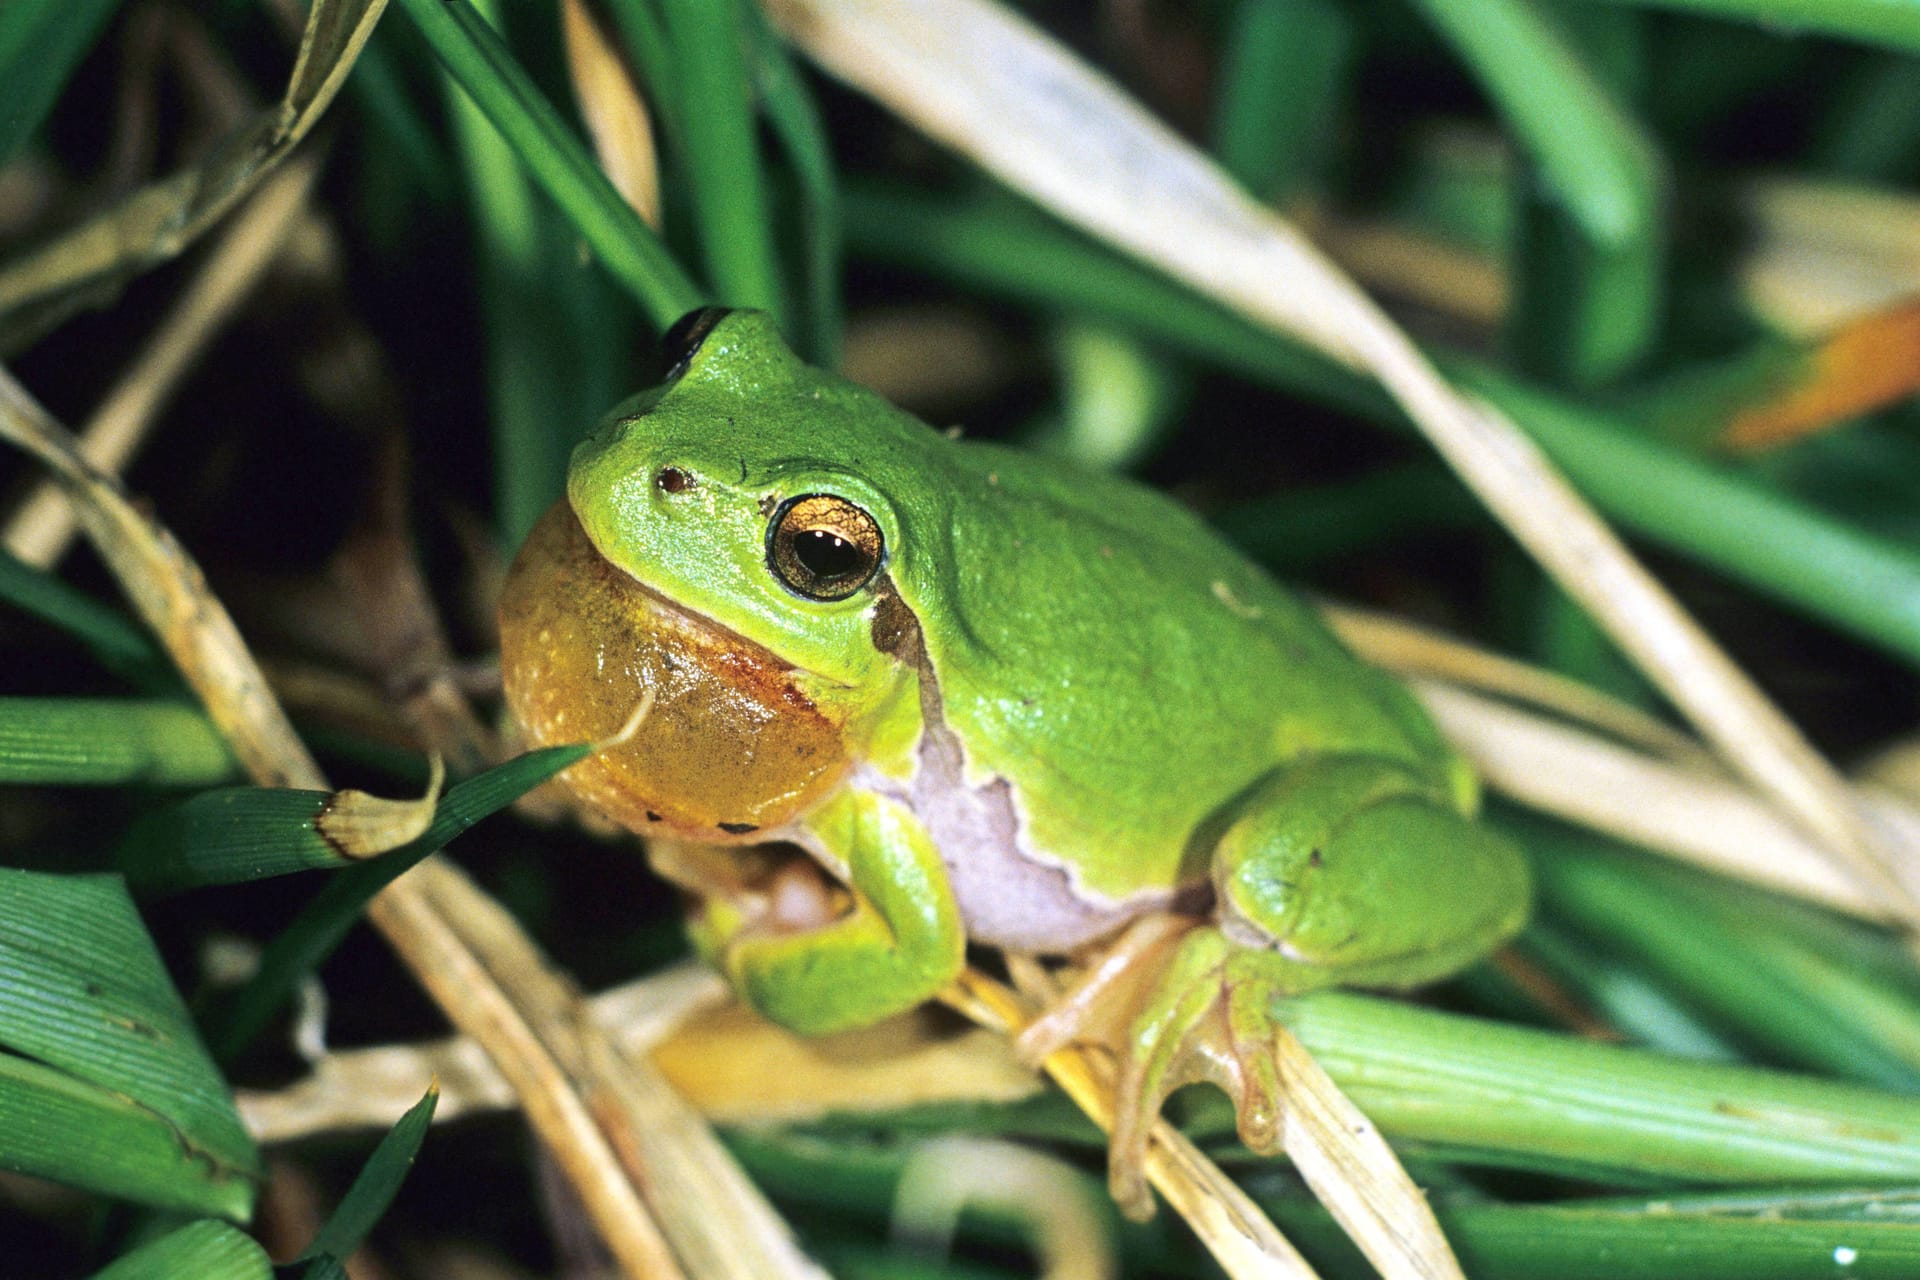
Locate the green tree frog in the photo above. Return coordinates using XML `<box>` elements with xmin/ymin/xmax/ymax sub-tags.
<box><xmin>499</xmin><ymin>308</ymin><xmax>1529</xmax><ymax>1216</ymax></box>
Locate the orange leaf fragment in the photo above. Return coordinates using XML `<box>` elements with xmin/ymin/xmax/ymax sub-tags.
<box><xmin>1724</xmin><ymin>298</ymin><xmax>1920</xmax><ymax>451</ymax></box>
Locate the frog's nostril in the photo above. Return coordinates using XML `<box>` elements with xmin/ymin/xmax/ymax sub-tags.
<box><xmin>656</xmin><ymin>467</ymin><xmax>694</xmax><ymax>494</ymax></box>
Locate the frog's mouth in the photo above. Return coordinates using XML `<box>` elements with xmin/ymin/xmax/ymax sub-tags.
<box><xmin>499</xmin><ymin>500</ymin><xmax>854</xmax><ymax>842</ymax></box>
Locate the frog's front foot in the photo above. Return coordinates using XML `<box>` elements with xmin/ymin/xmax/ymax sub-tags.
<box><xmin>1019</xmin><ymin>920</ymin><xmax>1327</xmax><ymax>1220</ymax></box>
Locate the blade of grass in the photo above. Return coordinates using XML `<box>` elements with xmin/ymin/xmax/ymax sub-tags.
<box><xmin>0</xmin><ymin>697</ymin><xmax>234</xmax><ymax>786</ymax></box>
<box><xmin>442</xmin><ymin>1</ymin><xmax>606</xmax><ymax>546</ymax></box>
<box><xmin>751</xmin><ymin>7</ymin><xmax>843</xmax><ymax>366</ymax></box>
<box><xmin>1511</xmin><ymin>920</ymin><xmax>1749</xmax><ymax>1060</ymax></box>
<box><xmin>0</xmin><ymin>0</ymin><xmax>123</xmax><ymax>164</ymax></box>
<box><xmin>601</xmin><ymin>0</ymin><xmax>680</xmax><ymax>156</ymax></box>
<box><xmin>295</xmin><ymin>1085</ymin><xmax>437</xmax><ymax>1268</ymax></box>
<box><xmin>0</xmin><ymin>552</ymin><xmax>169</xmax><ymax>686</ymax></box>
<box><xmin>1461</xmin><ymin>363</ymin><xmax>1920</xmax><ymax>673</ymax></box>
<box><xmin>86</xmin><ymin>1220</ymin><xmax>270</xmax><ymax>1280</ymax></box>
<box><xmin>0</xmin><ymin>1050</ymin><xmax>255</xmax><ymax>1220</ymax></box>
<box><xmin>394</xmin><ymin>0</ymin><xmax>704</xmax><ymax>331</ymax></box>
<box><xmin>204</xmin><ymin>740</ymin><xmax>594</xmax><ymax>1056</ymax></box>
<box><xmin>1283</xmin><ymin>990</ymin><xmax>1920</xmax><ymax>1184</ymax></box>
<box><xmin>344</xmin><ymin>24</ymin><xmax>455</xmax><ymax>198</ymax></box>
<box><xmin>1523</xmin><ymin>816</ymin><xmax>1920</xmax><ymax>1091</ymax></box>
<box><xmin>1571</xmin><ymin>0</ymin><xmax>1920</xmax><ymax>54</ymax></box>
<box><xmin>1810</xmin><ymin>53</ymin><xmax>1920</xmax><ymax>181</ymax></box>
<box><xmin>125</xmin><ymin>741</ymin><xmax>586</xmax><ymax>891</ymax></box>
<box><xmin>0</xmin><ymin>869</ymin><xmax>258</xmax><ymax>1218</ymax></box>
<box><xmin>1409</xmin><ymin>0</ymin><xmax>1666</xmax><ymax>386</ymax></box>
<box><xmin>1263</xmin><ymin>1194</ymin><xmax>1920</xmax><ymax>1280</ymax></box>
<box><xmin>1212</xmin><ymin>466</ymin><xmax>1486</xmax><ymax>573</ymax></box>
<box><xmin>1210</xmin><ymin>0</ymin><xmax>1354</xmax><ymax>202</ymax></box>
<box><xmin>660</xmin><ymin>0</ymin><xmax>790</xmax><ymax>324</ymax></box>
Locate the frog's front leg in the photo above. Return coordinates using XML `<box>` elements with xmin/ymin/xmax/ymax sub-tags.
<box><xmin>686</xmin><ymin>789</ymin><xmax>967</xmax><ymax>1037</ymax></box>
<box><xmin>1024</xmin><ymin>755</ymin><xmax>1529</xmax><ymax>1218</ymax></box>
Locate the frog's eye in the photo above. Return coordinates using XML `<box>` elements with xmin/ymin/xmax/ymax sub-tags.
<box><xmin>767</xmin><ymin>494</ymin><xmax>884</xmax><ymax>601</ymax></box>
<box><xmin>658</xmin><ymin>306</ymin><xmax>732</xmax><ymax>381</ymax></box>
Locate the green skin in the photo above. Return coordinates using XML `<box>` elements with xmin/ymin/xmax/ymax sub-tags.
<box><xmin>566</xmin><ymin>310</ymin><xmax>1528</xmax><ymax>1163</ymax></box>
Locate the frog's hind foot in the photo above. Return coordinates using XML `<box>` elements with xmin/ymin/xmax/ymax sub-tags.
<box><xmin>1017</xmin><ymin>919</ymin><xmax>1320</xmax><ymax>1221</ymax></box>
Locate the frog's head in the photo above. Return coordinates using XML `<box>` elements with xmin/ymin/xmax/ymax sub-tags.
<box><xmin>498</xmin><ymin>309</ymin><xmax>934</xmax><ymax>840</ymax></box>
<box><xmin>567</xmin><ymin>308</ymin><xmax>939</xmax><ymax>691</ymax></box>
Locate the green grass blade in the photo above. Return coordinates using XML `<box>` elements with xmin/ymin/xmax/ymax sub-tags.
<box><xmin>1210</xmin><ymin>0</ymin><xmax>1354</xmax><ymax>200</ymax></box>
<box><xmin>86</xmin><ymin>1220</ymin><xmax>270</xmax><ymax>1280</ymax></box>
<box><xmin>1810</xmin><ymin>53</ymin><xmax>1920</xmax><ymax>180</ymax></box>
<box><xmin>0</xmin><ymin>869</ymin><xmax>258</xmax><ymax>1217</ymax></box>
<box><xmin>0</xmin><ymin>1052</ymin><xmax>253</xmax><ymax>1220</ymax></box>
<box><xmin>345</xmin><ymin>29</ymin><xmax>455</xmax><ymax>199</ymax></box>
<box><xmin>1459</xmin><ymin>363</ymin><xmax>1920</xmax><ymax>670</ymax></box>
<box><xmin>127</xmin><ymin>742</ymin><xmax>592</xmax><ymax>891</ymax></box>
<box><xmin>1572</xmin><ymin>0</ymin><xmax>1920</xmax><ymax>54</ymax></box>
<box><xmin>206</xmin><ymin>740</ymin><xmax>594</xmax><ymax>1060</ymax></box>
<box><xmin>0</xmin><ymin>549</ymin><xmax>170</xmax><ymax>688</ymax></box>
<box><xmin>120</xmin><ymin>787</ymin><xmax>334</xmax><ymax>889</ymax></box>
<box><xmin>1523</xmin><ymin>817</ymin><xmax>1920</xmax><ymax>1091</ymax></box>
<box><xmin>1265</xmin><ymin>1195</ymin><xmax>1920</xmax><ymax>1280</ymax></box>
<box><xmin>735</xmin><ymin>1120</ymin><xmax>1920</xmax><ymax>1279</ymax></box>
<box><xmin>752</xmin><ymin>9</ymin><xmax>843</xmax><ymax>366</ymax></box>
<box><xmin>0</xmin><ymin>698</ymin><xmax>235</xmax><ymax>787</ymax></box>
<box><xmin>661</xmin><ymin>0</ymin><xmax>789</xmax><ymax>325</ymax></box>
<box><xmin>298</xmin><ymin>1085</ymin><xmax>438</xmax><ymax>1268</ymax></box>
<box><xmin>1024</xmin><ymin>321</ymin><xmax>1186</xmax><ymax>468</ymax></box>
<box><xmin>1514</xmin><ymin>919</ymin><xmax>1751</xmax><ymax>1062</ymax></box>
<box><xmin>1410</xmin><ymin>0</ymin><xmax>1666</xmax><ymax>386</ymax></box>
<box><xmin>448</xmin><ymin>60</ymin><xmax>570</xmax><ymax>547</ymax></box>
<box><xmin>1212</xmin><ymin>465</ymin><xmax>1484</xmax><ymax>571</ymax></box>
<box><xmin>843</xmin><ymin>186</ymin><xmax>1383</xmax><ymax>415</ymax></box>
<box><xmin>0</xmin><ymin>0</ymin><xmax>122</xmax><ymax>164</ymax></box>
<box><xmin>1282</xmin><ymin>990</ymin><xmax>1920</xmax><ymax>1183</ymax></box>
<box><xmin>394</xmin><ymin>0</ymin><xmax>705</xmax><ymax>330</ymax></box>
<box><xmin>444</xmin><ymin>0</ymin><xmax>632</xmax><ymax>547</ymax></box>
<box><xmin>602</xmin><ymin>0</ymin><xmax>680</xmax><ymax>141</ymax></box>
<box><xmin>1581</xmin><ymin>1184</ymin><xmax>1920</xmax><ymax>1221</ymax></box>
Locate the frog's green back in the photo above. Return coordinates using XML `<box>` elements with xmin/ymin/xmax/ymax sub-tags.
<box><xmin>882</xmin><ymin>433</ymin><xmax>1460</xmax><ymax>901</ymax></box>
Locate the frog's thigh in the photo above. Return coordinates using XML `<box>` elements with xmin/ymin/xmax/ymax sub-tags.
<box><xmin>722</xmin><ymin>789</ymin><xmax>966</xmax><ymax>1036</ymax></box>
<box><xmin>1211</xmin><ymin>755</ymin><xmax>1529</xmax><ymax>990</ymax></box>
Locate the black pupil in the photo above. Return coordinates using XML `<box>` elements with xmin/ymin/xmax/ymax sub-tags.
<box><xmin>793</xmin><ymin>529</ymin><xmax>866</xmax><ymax>581</ymax></box>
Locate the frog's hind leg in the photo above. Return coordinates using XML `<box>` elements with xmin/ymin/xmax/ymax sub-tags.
<box><xmin>1022</xmin><ymin>755</ymin><xmax>1528</xmax><ymax>1218</ymax></box>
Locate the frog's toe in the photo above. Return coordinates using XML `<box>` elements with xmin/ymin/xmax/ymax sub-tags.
<box><xmin>1019</xmin><ymin>918</ymin><xmax>1324</xmax><ymax>1220</ymax></box>
<box><xmin>1015</xmin><ymin>914</ymin><xmax>1190</xmax><ymax>1064</ymax></box>
<box><xmin>1108</xmin><ymin>926</ymin><xmax>1333</xmax><ymax>1217</ymax></box>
